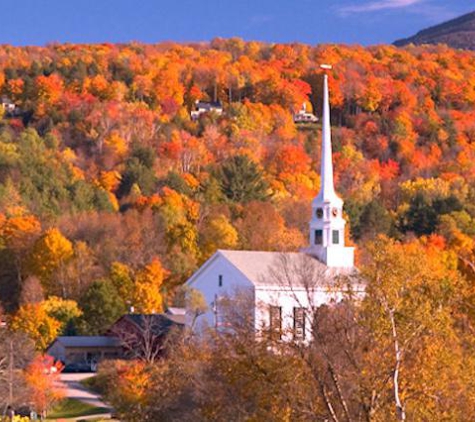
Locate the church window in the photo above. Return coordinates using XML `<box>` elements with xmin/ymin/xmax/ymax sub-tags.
<box><xmin>293</xmin><ymin>307</ymin><xmax>306</xmax><ymax>340</ymax></box>
<box><xmin>269</xmin><ymin>306</ymin><xmax>282</xmax><ymax>340</ymax></box>
<box><xmin>316</xmin><ymin>208</ymin><xmax>324</xmax><ymax>218</ymax></box>
<box><xmin>315</xmin><ymin>230</ymin><xmax>323</xmax><ymax>245</ymax></box>
<box><xmin>332</xmin><ymin>208</ymin><xmax>339</xmax><ymax>217</ymax></box>
<box><xmin>218</xmin><ymin>274</ymin><xmax>223</xmax><ymax>287</ymax></box>
<box><xmin>332</xmin><ymin>230</ymin><xmax>340</xmax><ymax>245</ymax></box>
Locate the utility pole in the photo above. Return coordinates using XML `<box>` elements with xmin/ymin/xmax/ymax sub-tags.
<box><xmin>8</xmin><ymin>337</ymin><xmax>13</xmax><ymax>408</ymax></box>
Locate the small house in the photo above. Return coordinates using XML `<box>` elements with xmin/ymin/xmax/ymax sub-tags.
<box><xmin>293</xmin><ymin>103</ymin><xmax>318</xmax><ymax>124</ymax></box>
<box><xmin>107</xmin><ymin>313</ymin><xmax>185</xmax><ymax>360</ymax></box>
<box><xmin>46</xmin><ymin>310</ymin><xmax>185</xmax><ymax>366</ymax></box>
<box><xmin>1</xmin><ymin>97</ymin><xmax>16</xmax><ymax>114</ymax></box>
<box><xmin>46</xmin><ymin>336</ymin><xmax>122</xmax><ymax>366</ymax></box>
<box><xmin>191</xmin><ymin>101</ymin><xmax>223</xmax><ymax>121</ymax></box>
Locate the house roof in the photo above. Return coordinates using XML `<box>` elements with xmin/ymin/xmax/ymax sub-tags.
<box><xmin>195</xmin><ymin>101</ymin><xmax>223</xmax><ymax>109</ymax></box>
<box><xmin>51</xmin><ymin>336</ymin><xmax>121</xmax><ymax>349</ymax></box>
<box><xmin>0</xmin><ymin>96</ymin><xmax>13</xmax><ymax>104</ymax></box>
<box><xmin>188</xmin><ymin>250</ymin><xmax>352</xmax><ymax>289</ymax></box>
<box><xmin>166</xmin><ymin>307</ymin><xmax>186</xmax><ymax>316</ymax></box>
<box><xmin>110</xmin><ymin>313</ymin><xmax>185</xmax><ymax>336</ymax></box>
<box><xmin>127</xmin><ymin>313</ymin><xmax>185</xmax><ymax>326</ymax></box>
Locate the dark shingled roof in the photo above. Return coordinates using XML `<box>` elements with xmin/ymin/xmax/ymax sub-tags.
<box><xmin>118</xmin><ymin>313</ymin><xmax>185</xmax><ymax>335</ymax></box>
<box><xmin>195</xmin><ymin>101</ymin><xmax>223</xmax><ymax>110</ymax></box>
<box><xmin>51</xmin><ymin>336</ymin><xmax>121</xmax><ymax>348</ymax></box>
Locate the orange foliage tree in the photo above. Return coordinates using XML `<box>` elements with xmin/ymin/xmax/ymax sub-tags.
<box><xmin>24</xmin><ymin>355</ymin><xmax>64</xmax><ymax>415</ymax></box>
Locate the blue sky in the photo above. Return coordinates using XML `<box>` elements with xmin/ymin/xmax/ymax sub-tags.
<box><xmin>0</xmin><ymin>0</ymin><xmax>472</xmax><ymax>46</ymax></box>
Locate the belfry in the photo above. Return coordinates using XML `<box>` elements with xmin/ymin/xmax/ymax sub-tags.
<box><xmin>306</xmin><ymin>69</ymin><xmax>354</xmax><ymax>268</ymax></box>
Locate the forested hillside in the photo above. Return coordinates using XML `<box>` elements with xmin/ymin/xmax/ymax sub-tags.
<box><xmin>395</xmin><ymin>10</ymin><xmax>475</xmax><ymax>50</ymax></box>
<box><xmin>1</xmin><ymin>39</ymin><xmax>475</xmax><ymax>337</ymax></box>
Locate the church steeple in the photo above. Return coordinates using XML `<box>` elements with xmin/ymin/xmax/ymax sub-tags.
<box><xmin>306</xmin><ymin>66</ymin><xmax>354</xmax><ymax>268</ymax></box>
<box><xmin>318</xmin><ymin>73</ymin><xmax>339</xmax><ymax>204</ymax></box>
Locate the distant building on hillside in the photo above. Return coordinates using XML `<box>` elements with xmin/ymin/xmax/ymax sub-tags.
<box><xmin>191</xmin><ymin>100</ymin><xmax>223</xmax><ymax>120</ymax></box>
<box><xmin>293</xmin><ymin>102</ymin><xmax>318</xmax><ymax>124</ymax></box>
<box><xmin>186</xmin><ymin>71</ymin><xmax>358</xmax><ymax>341</ymax></box>
<box><xmin>1</xmin><ymin>97</ymin><xmax>16</xmax><ymax>114</ymax></box>
<box><xmin>0</xmin><ymin>315</ymin><xmax>7</xmax><ymax>329</ymax></box>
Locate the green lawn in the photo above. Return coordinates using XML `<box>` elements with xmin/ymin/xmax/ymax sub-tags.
<box><xmin>80</xmin><ymin>375</ymin><xmax>103</xmax><ymax>394</ymax></box>
<box><xmin>47</xmin><ymin>398</ymin><xmax>110</xmax><ymax>420</ymax></box>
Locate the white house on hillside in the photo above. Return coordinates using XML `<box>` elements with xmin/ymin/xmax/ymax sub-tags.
<box><xmin>190</xmin><ymin>100</ymin><xmax>224</xmax><ymax>121</ymax></box>
<box><xmin>293</xmin><ymin>102</ymin><xmax>318</xmax><ymax>124</ymax></box>
<box><xmin>1</xmin><ymin>97</ymin><xmax>16</xmax><ymax>114</ymax></box>
<box><xmin>186</xmin><ymin>70</ymin><xmax>356</xmax><ymax>340</ymax></box>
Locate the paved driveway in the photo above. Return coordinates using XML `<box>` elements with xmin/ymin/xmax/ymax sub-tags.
<box><xmin>59</xmin><ymin>372</ymin><xmax>111</xmax><ymax>410</ymax></box>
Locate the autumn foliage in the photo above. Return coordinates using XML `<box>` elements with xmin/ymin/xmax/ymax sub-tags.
<box><xmin>24</xmin><ymin>355</ymin><xmax>64</xmax><ymax>414</ymax></box>
<box><xmin>1</xmin><ymin>39</ymin><xmax>475</xmax><ymax>418</ymax></box>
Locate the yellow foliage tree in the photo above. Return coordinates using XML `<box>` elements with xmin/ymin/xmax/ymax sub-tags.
<box><xmin>362</xmin><ymin>236</ymin><xmax>470</xmax><ymax>420</ymax></box>
<box><xmin>98</xmin><ymin>170</ymin><xmax>122</xmax><ymax>192</ymax></box>
<box><xmin>11</xmin><ymin>303</ymin><xmax>61</xmax><ymax>351</ymax></box>
<box><xmin>133</xmin><ymin>258</ymin><xmax>166</xmax><ymax>313</ymax></box>
<box><xmin>104</xmin><ymin>132</ymin><xmax>129</xmax><ymax>158</ymax></box>
<box><xmin>199</xmin><ymin>215</ymin><xmax>239</xmax><ymax>261</ymax></box>
<box><xmin>43</xmin><ymin>296</ymin><xmax>82</xmax><ymax>332</ymax></box>
<box><xmin>29</xmin><ymin>228</ymin><xmax>74</xmax><ymax>295</ymax></box>
<box><xmin>158</xmin><ymin>187</ymin><xmax>200</xmax><ymax>258</ymax></box>
<box><xmin>109</xmin><ymin>261</ymin><xmax>135</xmax><ymax>305</ymax></box>
<box><xmin>0</xmin><ymin>214</ymin><xmax>42</xmax><ymax>283</ymax></box>
<box><xmin>1</xmin><ymin>215</ymin><xmax>42</xmax><ymax>251</ymax></box>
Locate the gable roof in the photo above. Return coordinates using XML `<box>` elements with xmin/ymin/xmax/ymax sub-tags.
<box><xmin>109</xmin><ymin>313</ymin><xmax>185</xmax><ymax>336</ymax></box>
<box><xmin>221</xmin><ymin>250</ymin><xmax>328</xmax><ymax>287</ymax></box>
<box><xmin>195</xmin><ymin>101</ymin><xmax>222</xmax><ymax>109</ymax></box>
<box><xmin>187</xmin><ymin>250</ymin><xmax>352</xmax><ymax>289</ymax></box>
<box><xmin>51</xmin><ymin>336</ymin><xmax>121</xmax><ymax>349</ymax></box>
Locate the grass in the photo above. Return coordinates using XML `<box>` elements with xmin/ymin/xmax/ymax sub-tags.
<box><xmin>80</xmin><ymin>375</ymin><xmax>103</xmax><ymax>394</ymax></box>
<box><xmin>46</xmin><ymin>398</ymin><xmax>110</xmax><ymax>420</ymax></box>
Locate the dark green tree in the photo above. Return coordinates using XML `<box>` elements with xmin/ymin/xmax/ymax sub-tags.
<box><xmin>402</xmin><ymin>193</ymin><xmax>462</xmax><ymax>236</ymax></box>
<box><xmin>159</xmin><ymin>171</ymin><xmax>193</xmax><ymax>196</ymax></box>
<box><xmin>402</xmin><ymin>193</ymin><xmax>438</xmax><ymax>236</ymax></box>
<box><xmin>218</xmin><ymin>155</ymin><xmax>270</xmax><ymax>203</ymax></box>
<box><xmin>357</xmin><ymin>199</ymin><xmax>394</xmax><ymax>239</ymax></box>
<box><xmin>119</xmin><ymin>145</ymin><xmax>157</xmax><ymax>197</ymax></box>
<box><xmin>78</xmin><ymin>280</ymin><xmax>127</xmax><ymax>335</ymax></box>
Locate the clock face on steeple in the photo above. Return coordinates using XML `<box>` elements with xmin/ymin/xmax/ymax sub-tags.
<box><xmin>332</xmin><ymin>208</ymin><xmax>339</xmax><ymax>217</ymax></box>
<box><xmin>316</xmin><ymin>208</ymin><xmax>324</xmax><ymax>218</ymax></box>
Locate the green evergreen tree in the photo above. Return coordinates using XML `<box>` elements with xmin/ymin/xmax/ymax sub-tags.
<box><xmin>218</xmin><ymin>155</ymin><xmax>270</xmax><ymax>203</ymax></box>
<box><xmin>357</xmin><ymin>199</ymin><xmax>394</xmax><ymax>239</ymax></box>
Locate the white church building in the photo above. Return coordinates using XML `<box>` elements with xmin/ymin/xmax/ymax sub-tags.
<box><xmin>186</xmin><ymin>71</ymin><xmax>356</xmax><ymax>341</ymax></box>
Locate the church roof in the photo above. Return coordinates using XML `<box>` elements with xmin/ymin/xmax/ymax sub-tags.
<box><xmin>216</xmin><ymin>250</ymin><xmax>350</xmax><ymax>288</ymax></box>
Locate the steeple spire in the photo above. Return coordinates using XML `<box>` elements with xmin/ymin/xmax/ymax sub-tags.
<box><xmin>320</xmin><ymin>74</ymin><xmax>336</xmax><ymax>200</ymax></box>
<box><xmin>305</xmin><ymin>66</ymin><xmax>354</xmax><ymax>268</ymax></box>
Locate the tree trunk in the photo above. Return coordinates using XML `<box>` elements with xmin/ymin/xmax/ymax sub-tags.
<box><xmin>318</xmin><ymin>380</ymin><xmax>340</xmax><ymax>422</ymax></box>
<box><xmin>389</xmin><ymin>309</ymin><xmax>405</xmax><ymax>421</ymax></box>
<box><xmin>328</xmin><ymin>362</ymin><xmax>352</xmax><ymax>422</ymax></box>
